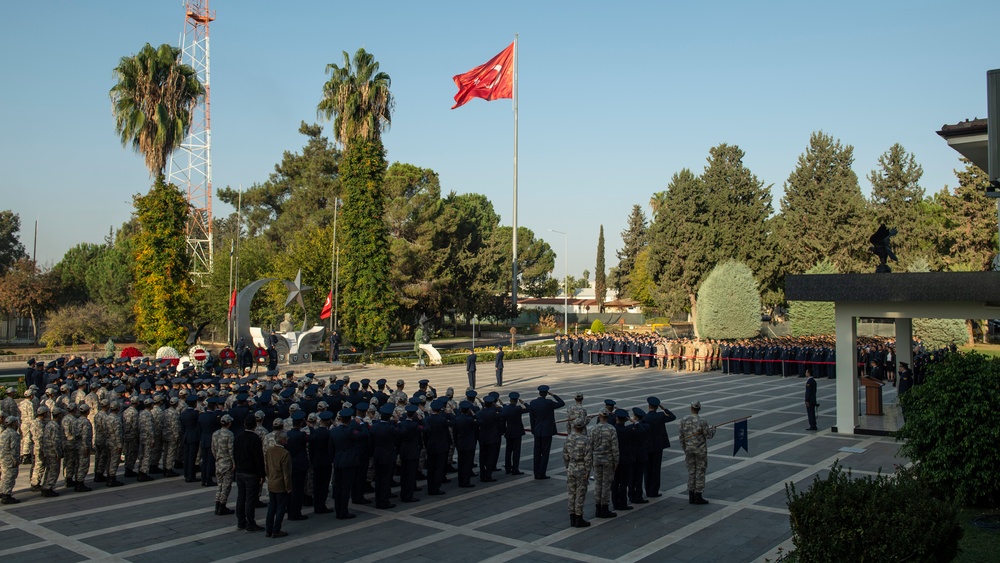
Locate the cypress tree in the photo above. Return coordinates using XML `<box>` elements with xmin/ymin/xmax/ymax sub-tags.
<box><xmin>595</xmin><ymin>225</ymin><xmax>606</xmax><ymax>311</ymax></box>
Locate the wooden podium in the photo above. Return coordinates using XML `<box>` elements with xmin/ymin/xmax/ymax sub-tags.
<box><xmin>861</xmin><ymin>377</ymin><xmax>885</xmax><ymax>416</ymax></box>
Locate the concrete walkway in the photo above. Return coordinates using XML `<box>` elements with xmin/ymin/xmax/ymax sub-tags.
<box><xmin>0</xmin><ymin>357</ymin><xmax>908</xmax><ymax>562</ymax></box>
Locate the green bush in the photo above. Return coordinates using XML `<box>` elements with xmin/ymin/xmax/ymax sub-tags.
<box><xmin>695</xmin><ymin>260</ymin><xmax>761</xmax><ymax>339</ymax></box>
<box><xmin>912</xmin><ymin>317</ymin><xmax>967</xmax><ymax>349</ymax></box>
<box><xmin>590</xmin><ymin>319</ymin><xmax>605</xmax><ymax>334</ymax></box>
<box><xmin>897</xmin><ymin>352</ymin><xmax>1000</xmax><ymax>506</ymax></box>
<box><xmin>788</xmin><ymin>260</ymin><xmax>837</xmax><ymax>336</ymax></box>
<box><xmin>785</xmin><ymin>463</ymin><xmax>961</xmax><ymax>563</ymax></box>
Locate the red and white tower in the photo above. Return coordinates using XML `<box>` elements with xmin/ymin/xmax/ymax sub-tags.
<box><xmin>168</xmin><ymin>0</ymin><xmax>215</xmax><ymax>279</ymax></box>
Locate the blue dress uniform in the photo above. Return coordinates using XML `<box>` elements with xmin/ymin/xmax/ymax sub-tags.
<box><xmin>501</xmin><ymin>392</ymin><xmax>527</xmax><ymax>475</ymax></box>
<box><xmin>330</xmin><ymin>409</ymin><xmax>364</xmax><ymax>519</ymax></box>
<box><xmin>612</xmin><ymin>410</ymin><xmax>633</xmax><ymax>511</ymax></box>
<box><xmin>285</xmin><ymin>413</ymin><xmax>310</xmax><ymax>520</ymax></box>
<box><xmin>370</xmin><ymin>405</ymin><xmax>400</xmax><ymax>509</ymax></box>
<box><xmin>397</xmin><ymin>406</ymin><xmax>423</xmax><ymax>502</ymax></box>
<box><xmin>308</xmin><ymin>415</ymin><xmax>333</xmax><ymax>513</ymax></box>
<box><xmin>494</xmin><ymin>348</ymin><xmax>504</xmax><ymax>386</ymax></box>
<box><xmin>423</xmin><ymin>400</ymin><xmax>453</xmax><ymax>495</ymax></box>
<box><xmin>642</xmin><ymin>397</ymin><xmax>676</xmax><ymax>497</ymax></box>
<box><xmin>465</xmin><ymin>353</ymin><xmax>477</xmax><ymax>390</ymax></box>
<box><xmin>628</xmin><ymin>409</ymin><xmax>649</xmax><ymax>504</ymax></box>
<box><xmin>198</xmin><ymin>402</ymin><xmax>222</xmax><ymax>486</ymax></box>
<box><xmin>475</xmin><ymin>398</ymin><xmax>502</xmax><ymax>482</ymax></box>
<box><xmin>527</xmin><ymin>386</ymin><xmax>565</xmax><ymax>479</ymax></box>
<box><xmin>180</xmin><ymin>399</ymin><xmax>200</xmax><ymax>482</ymax></box>
<box><xmin>453</xmin><ymin>405</ymin><xmax>478</xmax><ymax>487</ymax></box>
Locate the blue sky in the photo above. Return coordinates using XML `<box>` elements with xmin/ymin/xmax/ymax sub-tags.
<box><xmin>1</xmin><ymin>1</ymin><xmax>997</xmax><ymax>280</ymax></box>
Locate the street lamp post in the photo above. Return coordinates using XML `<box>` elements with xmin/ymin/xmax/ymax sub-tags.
<box><xmin>472</xmin><ymin>315</ymin><xmax>478</xmax><ymax>351</ymax></box>
<box><xmin>548</xmin><ymin>229</ymin><xmax>568</xmax><ymax>334</ymax></box>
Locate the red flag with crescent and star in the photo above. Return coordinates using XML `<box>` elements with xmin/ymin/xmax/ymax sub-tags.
<box><xmin>227</xmin><ymin>289</ymin><xmax>237</xmax><ymax>320</ymax></box>
<box><xmin>320</xmin><ymin>291</ymin><xmax>333</xmax><ymax>320</ymax></box>
<box><xmin>451</xmin><ymin>42</ymin><xmax>514</xmax><ymax>109</ymax></box>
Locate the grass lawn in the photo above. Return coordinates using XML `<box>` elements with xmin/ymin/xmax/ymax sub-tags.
<box><xmin>955</xmin><ymin>507</ymin><xmax>1000</xmax><ymax>562</ymax></box>
<box><xmin>958</xmin><ymin>343</ymin><xmax>1000</xmax><ymax>358</ymax></box>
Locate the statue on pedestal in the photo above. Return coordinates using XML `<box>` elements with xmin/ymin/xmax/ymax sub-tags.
<box><xmin>279</xmin><ymin>313</ymin><xmax>294</xmax><ymax>333</ymax></box>
<box><xmin>869</xmin><ymin>224</ymin><xmax>898</xmax><ymax>273</ymax></box>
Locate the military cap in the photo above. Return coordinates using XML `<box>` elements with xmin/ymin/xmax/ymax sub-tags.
<box><xmin>632</xmin><ymin>407</ymin><xmax>645</xmax><ymax>418</ymax></box>
<box><xmin>220</xmin><ymin>414</ymin><xmax>233</xmax><ymax>424</ymax></box>
<box><xmin>317</xmin><ymin>401</ymin><xmax>328</xmax><ymax>409</ymax></box>
<box><xmin>338</xmin><ymin>408</ymin><xmax>354</xmax><ymax>418</ymax></box>
<box><xmin>647</xmin><ymin>397</ymin><xmax>660</xmax><ymax>407</ymax></box>
<box><xmin>598</xmin><ymin>408</ymin><xmax>611</xmax><ymax>417</ymax></box>
<box><xmin>691</xmin><ymin>400</ymin><xmax>701</xmax><ymax>409</ymax></box>
<box><xmin>604</xmin><ymin>399</ymin><xmax>617</xmax><ymax>408</ymax></box>
<box><xmin>483</xmin><ymin>395</ymin><xmax>496</xmax><ymax>404</ymax></box>
<box><xmin>306</xmin><ymin>413</ymin><xmax>318</xmax><ymax>422</ymax></box>
<box><xmin>355</xmin><ymin>402</ymin><xmax>369</xmax><ymax>412</ymax></box>
<box><xmin>538</xmin><ymin>385</ymin><xmax>550</xmax><ymax>393</ymax></box>
<box><xmin>67</xmin><ymin>402</ymin><xmax>78</xmax><ymax>411</ymax></box>
<box><xmin>27</xmin><ymin>358</ymin><xmax>36</xmax><ymax>365</ymax></box>
<box><xmin>378</xmin><ymin>404</ymin><xmax>394</xmax><ymax>416</ymax></box>
<box><xmin>395</xmin><ymin>379</ymin><xmax>405</xmax><ymax>386</ymax></box>
<box><xmin>169</xmin><ymin>397</ymin><xmax>179</xmax><ymax>406</ymax></box>
<box><xmin>290</xmin><ymin>411</ymin><xmax>306</xmax><ymax>421</ymax></box>
<box><xmin>369</xmin><ymin>397</ymin><xmax>380</xmax><ymax>407</ymax></box>
<box><xmin>465</xmin><ymin>390</ymin><xmax>477</xmax><ymax>398</ymax></box>
<box><xmin>425</xmin><ymin>390</ymin><xmax>436</xmax><ymax>399</ymax></box>
<box><xmin>360</xmin><ymin>378</ymin><xmax>370</xmax><ymax>386</ymax></box>
<box><xmin>573</xmin><ymin>417</ymin><xmax>588</xmax><ymax>428</ymax></box>
<box><xmin>36</xmin><ymin>405</ymin><xmax>50</xmax><ymax>415</ymax></box>
<box><xmin>23</xmin><ymin>389</ymin><xmax>32</xmax><ymax>397</ymax></box>
<box><xmin>431</xmin><ymin>398</ymin><xmax>447</xmax><ymax>410</ymax></box>
<box><xmin>288</xmin><ymin>403</ymin><xmax>300</xmax><ymax>412</ymax></box>
<box><xmin>6</xmin><ymin>416</ymin><xmax>19</xmax><ymax>425</ymax></box>
<box><xmin>153</xmin><ymin>394</ymin><xmax>165</xmax><ymax>403</ymax></box>
<box><xmin>284</xmin><ymin>371</ymin><xmax>295</xmax><ymax>377</ymax></box>
<box><xmin>100</xmin><ymin>398</ymin><xmax>110</xmax><ymax>407</ymax></box>
<box><xmin>313</xmin><ymin>410</ymin><xmax>330</xmax><ymax>421</ymax></box>
<box><xmin>279</xmin><ymin>388</ymin><xmax>295</xmax><ymax>399</ymax></box>
<box><xmin>273</xmin><ymin>418</ymin><xmax>284</xmax><ymax>428</ymax></box>
<box><xmin>574</xmin><ymin>391</ymin><xmax>584</xmax><ymax>400</ymax></box>
<box><xmin>4</xmin><ymin>387</ymin><xmax>15</xmax><ymax>395</ymax></box>
<box><xmin>408</xmin><ymin>397</ymin><xmax>421</xmax><ymax>405</ymax></box>
<box><xmin>508</xmin><ymin>392</ymin><xmax>520</xmax><ymax>400</ymax></box>
<box><xmin>349</xmin><ymin>382</ymin><xmax>360</xmax><ymax>390</ymax></box>
<box><xmin>445</xmin><ymin>387</ymin><xmax>454</xmax><ymax>397</ymax></box>
<box><xmin>615</xmin><ymin>408</ymin><xmax>629</xmax><ymax>419</ymax></box>
<box><xmin>265</xmin><ymin>369</ymin><xmax>278</xmax><ymax>377</ymax></box>
<box><xmin>79</xmin><ymin>403</ymin><xmax>90</xmax><ymax>413</ymax></box>
<box><xmin>236</xmin><ymin>393</ymin><xmax>249</xmax><ymax>402</ymax></box>
<box><xmin>114</xmin><ymin>385</ymin><xmax>126</xmax><ymax>394</ymax></box>
<box><xmin>418</xmin><ymin>379</ymin><xmax>430</xmax><ymax>385</ymax></box>
<box><xmin>404</xmin><ymin>404</ymin><xmax>419</xmax><ymax>414</ymax></box>
<box><xmin>376</xmin><ymin>378</ymin><xmax>387</xmax><ymax>386</ymax></box>
<box><xmin>154</xmin><ymin>379</ymin><xmax>166</xmax><ymax>386</ymax></box>
<box><xmin>459</xmin><ymin>400</ymin><xmax>473</xmax><ymax>410</ymax></box>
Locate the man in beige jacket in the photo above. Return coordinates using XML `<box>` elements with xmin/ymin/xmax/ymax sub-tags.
<box><xmin>264</xmin><ymin>431</ymin><xmax>292</xmax><ymax>538</ymax></box>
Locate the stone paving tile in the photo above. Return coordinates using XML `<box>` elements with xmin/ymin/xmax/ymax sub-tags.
<box><xmin>708</xmin><ymin>461</ymin><xmax>802</xmax><ymax>503</ymax></box>
<box><xmin>236</xmin><ymin>520</ymin><xmax>439</xmax><ymax>563</ymax></box>
<box><xmin>0</xmin><ymin>526</ymin><xmax>42</xmax><ymax>551</ymax></box>
<box><xmin>5</xmin><ymin>543</ymin><xmax>85</xmax><ymax>562</ymax></box>
<box><xmin>634</xmin><ymin>508</ymin><xmax>790</xmax><ymax>563</ymax></box>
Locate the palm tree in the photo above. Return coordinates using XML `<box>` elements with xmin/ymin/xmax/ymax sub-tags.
<box><xmin>110</xmin><ymin>43</ymin><xmax>203</xmax><ymax>178</ymax></box>
<box><xmin>317</xmin><ymin>48</ymin><xmax>394</xmax><ymax>147</ymax></box>
<box><xmin>316</xmin><ymin>48</ymin><xmax>397</xmax><ymax>355</ymax></box>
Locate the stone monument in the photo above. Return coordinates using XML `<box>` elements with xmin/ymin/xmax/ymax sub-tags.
<box><xmin>233</xmin><ymin>269</ymin><xmax>326</xmax><ymax>365</ymax></box>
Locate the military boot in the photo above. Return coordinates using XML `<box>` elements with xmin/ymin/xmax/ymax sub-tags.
<box><xmin>137</xmin><ymin>472</ymin><xmax>154</xmax><ymax>482</ymax></box>
<box><xmin>688</xmin><ymin>491</ymin><xmax>696</xmax><ymax>504</ymax></box>
<box><xmin>694</xmin><ymin>492</ymin><xmax>709</xmax><ymax>505</ymax></box>
<box><xmin>569</xmin><ymin>513</ymin><xmax>577</xmax><ymax>527</ymax></box>
<box><xmin>575</xmin><ymin>513</ymin><xmax>590</xmax><ymax>528</ymax></box>
<box><xmin>74</xmin><ymin>482</ymin><xmax>93</xmax><ymax>492</ymax></box>
<box><xmin>93</xmin><ymin>473</ymin><xmax>106</xmax><ymax>483</ymax></box>
<box><xmin>217</xmin><ymin>502</ymin><xmax>235</xmax><ymax>516</ymax></box>
<box><xmin>0</xmin><ymin>494</ymin><xmax>20</xmax><ymax>505</ymax></box>
<box><xmin>40</xmin><ymin>489</ymin><xmax>60</xmax><ymax>498</ymax></box>
<box><xmin>124</xmin><ymin>469</ymin><xmax>137</xmax><ymax>478</ymax></box>
<box><xmin>106</xmin><ymin>477</ymin><xmax>124</xmax><ymax>487</ymax></box>
<box><xmin>604</xmin><ymin>504</ymin><xmax>617</xmax><ymax>518</ymax></box>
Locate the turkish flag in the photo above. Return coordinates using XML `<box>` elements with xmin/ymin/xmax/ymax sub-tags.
<box><xmin>227</xmin><ymin>289</ymin><xmax>237</xmax><ymax>320</ymax></box>
<box><xmin>451</xmin><ymin>42</ymin><xmax>514</xmax><ymax>109</ymax></box>
<box><xmin>320</xmin><ymin>291</ymin><xmax>333</xmax><ymax>320</ymax></box>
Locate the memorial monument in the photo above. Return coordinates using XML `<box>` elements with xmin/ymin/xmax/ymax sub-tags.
<box><xmin>232</xmin><ymin>269</ymin><xmax>325</xmax><ymax>365</ymax></box>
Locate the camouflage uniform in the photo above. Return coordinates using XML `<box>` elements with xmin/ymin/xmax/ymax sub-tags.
<box><xmin>40</xmin><ymin>416</ymin><xmax>64</xmax><ymax>490</ymax></box>
<box><xmin>75</xmin><ymin>412</ymin><xmax>93</xmax><ymax>483</ymax></box>
<box><xmin>121</xmin><ymin>404</ymin><xmax>140</xmax><ymax>474</ymax></box>
<box><xmin>565</xmin><ymin>402</ymin><xmax>588</xmax><ymax>435</ymax></box>
<box><xmin>105</xmin><ymin>407</ymin><xmax>124</xmax><ymax>480</ymax></box>
<box><xmin>93</xmin><ymin>406</ymin><xmax>109</xmax><ymax>478</ymax></box>
<box><xmin>678</xmin><ymin>413</ymin><xmax>715</xmax><ymax>493</ymax></box>
<box><xmin>28</xmin><ymin>415</ymin><xmax>47</xmax><ymax>487</ymax></box>
<box><xmin>0</xmin><ymin>394</ymin><xmax>18</xmax><ymax>419</ymax></box>
<box><xmin>0</xmin><ymin>424</ymin><xmax>20</xmax><ymax>497</ymax></box>
<box><xmin>160</xmin><ymin>403</ymin><xmax>181</xmax><ymax>473</ymax></box>
<box><xmin>562</xmin><ymin>428</ymin><xmax>593</xmax><ymax>517</ymax></box>
<box><xmin>138</xmin><ymin>407</ymin><xmax>155</xmax><ymax>474</ymax></box>
<box><xmin>18</xmin><ymin>394</ymin><xmax>36</xmax><ymax>458</ymax></box>
<box><xmin>211</xmin><ymin>427</ymin><xmax>235</xmax><ymax>504</ymax></box>
<box><xmin>590</xmin><ymin>418</ymin><xmax>619</xmax><ymax>510</ymax></box>
<box><xmin>62</xmin><ymin>411</ymin><xmax>80</xmax><ymax>485</ymax></box>
<box><xmin>149</xmin><ymin>401</ymin><xmax>165</xmax><ymax>469</ymax></box>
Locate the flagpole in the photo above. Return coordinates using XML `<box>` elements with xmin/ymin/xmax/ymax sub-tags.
<box><xmin>227</xmin><ymin>238</ymin><xmax>234</xmax><ymax>345</ymax></box>
<box><xmin>233</xmin><ymin>185</ymin><xmax>242</xmax><ymax>346</ymax></box>
<box><xmin>330</xmin><ymin>198</ymin><xmax>339</xmax><ymax>334</ymax></box>
<box><xmin>511</xmin><ymin>33</ymin><xmax>519</xmax><ymax>320</ymax></box>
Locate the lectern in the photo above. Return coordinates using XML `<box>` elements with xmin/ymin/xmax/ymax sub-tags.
<box><xmin>861</xmin><ymin>377</ymin><xmax>885</xmax><ymax>416</ymax></box>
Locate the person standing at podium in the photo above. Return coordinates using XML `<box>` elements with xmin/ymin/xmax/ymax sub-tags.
<box><xmin>804</xmin><ymin>369</ymin><xmax>818</xmax><ymax>431</ymax></box>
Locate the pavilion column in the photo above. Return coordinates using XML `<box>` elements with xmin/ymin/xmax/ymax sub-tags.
<box><xmin>835</xmin><ymin>306</ymin><xmax>858</xmax><ymax>434</ymax></box>
<box><xmin>895</xmin><ymin>318</ymin><xmax>912</xmax><ymax>370</ymax></box>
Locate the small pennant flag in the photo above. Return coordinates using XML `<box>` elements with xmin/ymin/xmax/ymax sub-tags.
<box><xmin>733</xmin><ymin>419</ymin><xmax>749</xmax><ymax>456</ymax></box>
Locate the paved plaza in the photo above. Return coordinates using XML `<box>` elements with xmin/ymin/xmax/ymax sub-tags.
<box><xmin>0</xmin><ymin>357</ymin><xmax>909</xmax><ymax>562</ymax></box>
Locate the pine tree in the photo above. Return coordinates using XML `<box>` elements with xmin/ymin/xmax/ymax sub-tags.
<box><xmin>647</xmin><ymin>169</ymin><xmax>712</xmax><ymax>321</ymax></box>
<box><xmin>701</xmin><ymin>144</ymin><xmax>779</xmax><ymax>303</ymax></box>
<box><xmin>614</xmin><ymin>205</ymin><xmax>648</xmax><ymax>299</ymax></box>
<box><xmin>595</xmin><ymin>225</ymin><xmax>606</xmax><ymax>311</ymax></box>
<box><xmin>774</xmin><ymin>132</ymin><xmax>870</xmax><ymax>275</ymax></box>
<box><xmin>868</xmin><ymin>143</ymin><xmax>929</xmax><ymax>268</ymax></box>
<box><xmin>936</xmin><ymin>159</ymin><xmax>997</xmax><ymax>272</ymax></box>
<box><xmin>695</xmin><ymin>260</ymin><xmax>761</xmax><ymax>339</ymax></box>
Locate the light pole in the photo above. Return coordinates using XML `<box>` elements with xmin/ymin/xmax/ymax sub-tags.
<box><xmin>548</xmin><ymin>229</ymin><xmax>568</xmax><ymax>334</ymax></box>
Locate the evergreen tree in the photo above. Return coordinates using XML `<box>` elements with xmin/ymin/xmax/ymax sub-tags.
<box><xmin>701</xmin><ymin>143</ymin><xmax>779</xmax><ymax>303</ymax></box>
<box><xmin>936</xmin><ymin>159</ymin><xmax>997</xmax><ymax>272</ymax></box>
<box><xmin>0</xmin><ymin>210</ymin><xmax>26</xmax><ymax>273</ymax></box>
<box><xmin>648</xmin><ymin>169</ymin><xmax>712</xmax><ymax>322</ymax></box>
<box><xmin>788</xmin><ymin>259</ymin><xmax>838</xmax><ymax>336</ymax></box>
<box><xmin>773</xmin><ymin>132</ymin><xmax>870</xmax><ymax>275</ymax></box>
<box><xmin>694</xmin><ymin>260</ymin><xmax>761</xmax><ymax>339</ymax></box>
<box><xmin>491</xmin><ymin>226</ymin><xmax>557</xmax><ymax>298</ymax></box>
<box><xmin>907</xmin><ymin>260</ymin><xmax>966</xmax><ymax>348</ymax></box>
<box><xmin>595</xmin><ymin>225</ymin><xmax>607</xmax><ymax>311</ymax></box>
<box><xmin>868</xmin><ymin>143</ymin><xmax>930</xmax><ymax>268</ymax></box>
<box><xmin>614</xmin><ymin>205</ymin><xmax>648</xmax><ymax>299</ymax></box>
<box><xmin>132</xmin><ymin>178</ymin><xmax>193</xmax><ymax>347</ymax></box>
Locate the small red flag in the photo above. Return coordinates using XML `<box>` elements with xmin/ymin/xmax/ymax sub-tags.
<box><xmin>228</xmin><ymin>289</ymin><xmax>237</xmax><ymax>320</ymax></box>
<box><xmin>451</xmin><ymin>42</ymin><xmax>514</xmax><ymax>109</ymax></box>
<box><xmin>320</xmin><ymin>291</ymin><xmax>333</xmax><ymax>320</ymax></box>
